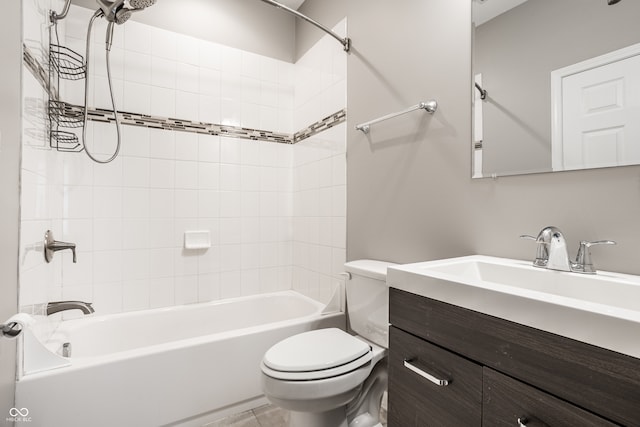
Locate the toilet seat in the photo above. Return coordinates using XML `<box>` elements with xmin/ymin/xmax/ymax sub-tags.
<box><xmin>262</xmin><ymin>328</ymin><xmax>373</xmax><ymax>381</ymax></box>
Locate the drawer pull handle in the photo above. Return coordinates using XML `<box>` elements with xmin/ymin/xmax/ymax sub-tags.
<box><xmin>403</xmin><ymin>359</ymin><xmax>450</xmax><ymax>386</ymax></box>
<box><xmin>517</xmin><ymin>417</ymin><xmax>528</xmax><ymax>427</ymax></box>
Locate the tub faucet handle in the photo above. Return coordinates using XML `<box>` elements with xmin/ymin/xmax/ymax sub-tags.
<box><xmin>44</xmin><ymin>230</ymin><xmax>77</xmax><ymax>263</ymax></box>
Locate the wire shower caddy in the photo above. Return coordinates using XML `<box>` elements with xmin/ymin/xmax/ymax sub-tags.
<box><xmin>48</xmin><ymin>35</ymin><xmax>87</xmax><ymax>152</ymax></box>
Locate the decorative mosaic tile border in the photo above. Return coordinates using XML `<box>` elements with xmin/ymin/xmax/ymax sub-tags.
<box><xmin>24</xmin><ymin>44</ymin><xmax>346</xmax><ymax>146</ymax></box>
<box><xmin>294</xmin><ymin>110</ymin><xmax>347</xmax><ymax>143</ymax></box>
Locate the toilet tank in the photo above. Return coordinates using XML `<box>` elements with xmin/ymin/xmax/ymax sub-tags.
<box><xmin>344</xmin><ymin>260</ymin><xmax>397</xmax><ymax>349</ymax></box>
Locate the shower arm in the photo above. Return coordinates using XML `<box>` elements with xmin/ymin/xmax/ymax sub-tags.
<box><xmin>258</xmin><ymin>0</ymin><xmax>351</xmax><ymax>52</ymax></box>
<box><xmin>50</xmin><ymin>0</ymin><xmax>73</xmax><ymax>23</ymax></box>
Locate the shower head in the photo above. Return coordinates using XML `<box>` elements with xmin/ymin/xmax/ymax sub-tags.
<box><xmin>128</xmin><ymin>0</ymin><xmax>157</xmax><ymax>9</ymax></box>
<box><xmin>95</xmin><ymin>0</ymin><xmax>155</xmax><ymax>24</ymax></box>
<box><xmin>608</xmin><ymin>0</ymin><xmax>622</xmax><ymax>4</ymax></box>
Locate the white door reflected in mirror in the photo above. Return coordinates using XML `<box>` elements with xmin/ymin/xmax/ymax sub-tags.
<box><xmin>552</xmin><ymin>46</ymin><xmax>640</xmax><ymax>171</ymax></box>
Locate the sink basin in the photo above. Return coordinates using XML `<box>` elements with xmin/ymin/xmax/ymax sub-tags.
<box><xmin>388</xmin><ymin>255</ymin><xmax>640</xmax><ymax>359</ymax></box>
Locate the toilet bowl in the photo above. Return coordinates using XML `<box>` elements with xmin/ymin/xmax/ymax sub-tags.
<box><xmin>260</xmin><ymin>260</ymin><xmax>396</xmax><ymax>427</ymax></box>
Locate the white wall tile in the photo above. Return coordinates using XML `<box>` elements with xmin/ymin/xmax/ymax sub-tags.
<box><xmin>124</xmin><ymin>22</ymin><xmax>152</xmax><ymax>54</ymax></box>
<box><xmin>151</xmin><ymin>56</ymin><xmax>176</xmax><ymax>88</ymax></box>
<box><xmin>149</xmin><ymin>248</ymin><xmax>175</xmax><ymax>278</ymax></box>
<box><xmin>175</xmin><ymin>189</ymin><xmax>198</xmax><ymax>218</ymax></box>
<box><xmin>175</xmin><ymin>161</ymin><xmax>198</xmax><ymax>189</ymax></box>
<box><xmin>21</xmin><ymin>6</ymin><xmax>345</xmax><ymax>315</ymax></box>
<box><xmin>220</xmin><ymin>191</ymin><xmax>241</xmax><ymax>218</ymax></box>
<box><xmin>123</xmin><ymin>81</ymin><xmax>151</xmax><ymax>115</ymax></box>
<box><xmin>124</xmin><ymin>50</ymin><xmax>152</xmax><ymax>85</ymax></box>
<box><xmin>219</xmin><ymin>271</ymin><xmax>241</xmax><ymax>299</ymax></box>
<box><xmin>198</xmin><ymin>135</ymin><xmax>220</xmax><ymax>163</ymax></box>
<box><xmin>198</xmin><ymin>272</ymin><xmax>220</xmax><ymax>302</ymax></box>
<box><xmin>123</xmin><ymin>279</ymin><xmax>150</xmax><ymax>311</ymax></box>
<box><xmin>122</xmin><ymin>187</ymin><xmax>150</xmax><ymax>218</ymax></box>
<box><xmin>220</xmin><ymin>164</ymin><xmax>241</xmax><ymax>191</ymax></box>
<box><xmin>150</xmin><ymin>86</ymin><xmax>176</xmax><ymax>118</ymax></box>
<box><xmin>199</xmin><ymin>68</ymin><xmax>221</xmax><ymax>97</ymax></box>
<box><xmin>175</xmin><ymin>132</ymin><xmax>199</xmax><ymax>161</ymax></box>
<box><xmin>199</xmin><ymin>40</ymin><xmax>221</xmax><ymax>70</ymax></box>
<box><xmin>93</xmin><ymin>187</ymin><xmax>122</xmax><ymax>218</ymax></box>
<box><xmin>176</xmin><ymin>91</ymin><xmax>199</xmax><ymax>121</ymax></box>
<box><xmin>148</xmin><ymin>219</ymin><xmax>174</xmax><ymax>248</ymax></box>
<box><xmin>175</xmin><ymin>275</ymin><xmax>199</xmax><ymax>305</ymax></box>
<box><xmin>122</xmin><ymin>219</ymin><xmax>150</xmax><ymax>250</ymax></box>
<box><xmin>149</xmin><ymin>128</ymin><xmax>175</xmax><ymax>159</ymax></box>
<box><xmin>198</xmin><ymin>162</ymin><xmax>219</xmax><ymax>190</ymax></box>
<box><xmin>121</xmin><ymin>126</ymin><xmax>150</xmax><ymax>158</ymax></box>
<box><xmin>198</xmin><ymin>190</ymin><xmax>219</xmax><ymax>218</ymax></box>
<box><xmin>122</xmin><ymin>249</ymin><xmax>150</xmax><ymax>281</ymax></box>
<box><xmin>149</xmin><ymin>189</ymin><xmax>174</xmax><ymax>218</ymax></box>
<box><xmin>151</xmin><ymin>27</ymin><xmax>177</xmax><ymax>61</ymax></box>
<box><xmin>176</xmin><ymin>63</ymin><xmax>199</xmax><ymax>93</ymax></box>
<box><xmin>92</xmin><ymin>250</ymin><xmax>123</xmax><ymax>284</ymax></box>
<box><xmin>123</xmin><ymin>156</ymin><xmax>150</xmax><ymax>188</ymax></box>
<box><xmin>198</xmin><ymin>94</ymin><xmax>221</xmax><ymax>124</ymax></box>
<box><xmin>176</xmin><ymin>35</ymin><xmax>200</xmax><ymax>66</ymax></box>
<box><xmin>149</xmin><ymin>277</ymin><xmax>175</xmax><ymax>308</ymax></box>
<box><xmin>149</xmin><ymin>159</ymin><xmax>175</xmax><ymax>189</ymax></box>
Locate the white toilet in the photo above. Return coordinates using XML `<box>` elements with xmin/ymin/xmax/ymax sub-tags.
<box><xmin>260</xmin><ymin>260</ymin><xmax>396</xmax><ymax>427</ymax></box>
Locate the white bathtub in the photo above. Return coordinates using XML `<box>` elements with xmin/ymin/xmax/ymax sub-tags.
<box><xmin>16</xmin><ymin>291</ymin><xmax>345</xmax><ymax>427</ymax></box>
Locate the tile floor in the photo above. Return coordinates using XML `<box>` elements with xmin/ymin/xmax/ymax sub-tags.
<box><xmin>203</xmin><ymin>405</ymin><xmax>288</xmax><ymax>427</ymax></box>
<box><xmin>204</xmin><ymin>404</ymin><xmax>388</xmax><ymax>427</ymax></box>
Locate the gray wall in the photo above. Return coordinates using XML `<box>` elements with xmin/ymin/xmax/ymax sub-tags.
<box><xmin>295</xmin><ymin>0</ymin><xmax>344</xmax><ymax>61</ymax></box>
<box><xmin>292</xmin><ymin>0</ymin><xmax>640</xmax><ymax>276</ymax></box>
<box><xmin>476</xmin><ymin>0</ymin><xmax>640</xmax><ymax>176</ymax></box>
<box><xmin>0</xmin><ymin>0</ymin><xmax>21</xmax><ymax>419</ymax></box>
<box><xmin>71</xmin><ymin>0</ymin><xmax>296</xmax><ymax>61</ymax></box>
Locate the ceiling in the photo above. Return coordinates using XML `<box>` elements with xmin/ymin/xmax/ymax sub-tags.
<box><xmin>474</xmin><ymin>0</ymin><xmax>529</xmax><ymax>26</ymax></box>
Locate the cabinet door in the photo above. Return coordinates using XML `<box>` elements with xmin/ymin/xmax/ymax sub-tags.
<box><xmin>483</xmin><ymin>368</ymin><xmax>619</xmax><ymax>427</ymax></box>
<box><xmin>388</xmin><ymin>326</ymin><xmax>483</xmax><ymax>427</ymax></box>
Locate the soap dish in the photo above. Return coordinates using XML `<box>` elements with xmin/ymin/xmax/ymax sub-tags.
<box><xmin>184</xmin><ymin>230</ymin><xmax>211</xmax><ymax>250</ymax></box>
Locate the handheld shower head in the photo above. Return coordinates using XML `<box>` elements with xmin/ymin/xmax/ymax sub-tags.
<box><xmin>114</xmin><ymin>8</ymin><xmax>132</xmax><ymax>24</ymax></box>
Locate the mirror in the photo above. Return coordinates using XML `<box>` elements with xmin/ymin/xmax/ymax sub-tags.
<box><xmin>472</xmin><ymin>0</ymin><xmax>640</xmax><ymax>178</ymax></box>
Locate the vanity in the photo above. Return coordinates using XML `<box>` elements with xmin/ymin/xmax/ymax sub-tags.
<box><xmin>386</xmin><ymin>256</ymin><xmax>640</xmax><ymax>426</ymax></box>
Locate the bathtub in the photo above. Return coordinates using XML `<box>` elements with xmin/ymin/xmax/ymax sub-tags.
<box><xmin>16</xmin><ymin>291</ymin><xmax>345</xmax><ymax>427</ymax></box>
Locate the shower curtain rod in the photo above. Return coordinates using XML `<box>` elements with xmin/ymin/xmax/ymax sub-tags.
<box><xmin>259</xmin><ymin>0</ymin><xmax>351</xmax><ymax>52</ymax></box>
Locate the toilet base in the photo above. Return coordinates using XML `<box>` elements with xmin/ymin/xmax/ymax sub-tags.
<box><xmin>289</xmin><ymin>406</ymin><xmax>348</xmax><ymax>427</ymax></box>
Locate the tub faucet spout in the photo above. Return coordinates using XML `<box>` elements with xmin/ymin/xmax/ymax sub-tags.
<box><xmin>47</xmin><ymin>301</ymin><xmax>95</xmax><ymax>316</ymax></box>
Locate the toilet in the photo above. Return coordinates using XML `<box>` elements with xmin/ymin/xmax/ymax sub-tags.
<box><xmin>260</xmin><ymin>260</ymin><xmax>396</xmax><ymax>427</ymax></box>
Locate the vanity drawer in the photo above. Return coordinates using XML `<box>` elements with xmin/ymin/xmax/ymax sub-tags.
<box><xmin>388</xmin><ymin>326</ymin><xmax>482</xmax><ymax>427</ymax></box>
<box><xmin>483</xmin><ymin>368</ymin><xmax>618</xmax><ymax>427</ymax></box>
<box><xmin>390</xmin><ymin>288</ymin><xmax>640</xmax><ymax>426</ymax></box>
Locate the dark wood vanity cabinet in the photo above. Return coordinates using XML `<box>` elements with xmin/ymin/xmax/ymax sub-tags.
<box><xmin>388</xmin><ymin>288</ymin><xmax>640</xmax><ymax>427</ymax></box>
<box><xmin>388</xmin><ymin>326</ymin><xmax>482</xmax><ymax>426</ymax></box>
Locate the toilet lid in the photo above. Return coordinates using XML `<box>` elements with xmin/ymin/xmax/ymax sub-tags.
<box><xmin>263</xmin><ymin>328</ymin><xmax>372</xmax><ymax>373</ymax></box>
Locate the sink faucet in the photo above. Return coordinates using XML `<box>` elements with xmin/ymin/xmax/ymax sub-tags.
<box><xmin>46</xmin><ymin>301</ymin><xmax>95</xmax><ymax>316</ymax></box>
<box><xmin>521</xmin><ymin>226</ymin><xmax>615</xmax><ymax>274</ymax></box>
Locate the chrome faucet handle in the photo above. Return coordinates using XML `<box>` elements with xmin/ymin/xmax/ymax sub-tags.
<box><xmin>44</xmin><ymin>230</ymin><xmax>77</xmax><ymax>263</ymax></box>
<box><xmin>573</xmin><ymin>240</ymin><xmax>616</xmax><ymax>274</ymax></box>
<box><xmin>520</xmin><ymin>234</ymin><xmax>549</xmax><ymax>267</ymax></box>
